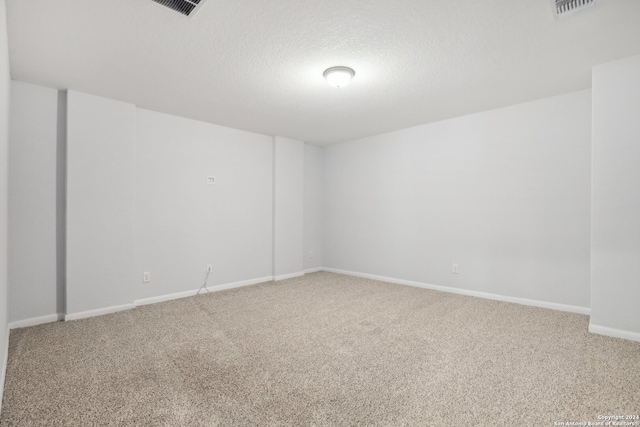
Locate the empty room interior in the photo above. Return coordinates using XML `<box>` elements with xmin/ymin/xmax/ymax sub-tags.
<box><xmin>0</xmin><ymin>0</ymin><xmax>639</xmax><ymax>425</ymax></box>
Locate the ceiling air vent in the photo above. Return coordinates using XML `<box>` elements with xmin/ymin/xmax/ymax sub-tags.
<box><xmin>150</xmin><ymin>0</ymin><xmax>208</xmax><ymax>17</ymax></box>
<box><xmin>553</xmin><ymin>0</ymin><xmax>595</xmax><ymax>19</ymax></box>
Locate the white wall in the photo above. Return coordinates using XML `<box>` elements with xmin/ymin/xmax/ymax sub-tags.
<box><xmin>323</xmin><ymin>90</ymin><xmax>592</xmax><ymax>308</ymax></box>
<box><xmin>66</xmin><ymin>90</ymin><xmax>135</xmax><ymax>316</ymax></box>
<box><xmin>0</xmin><ymin>0</ymin><xmax>10</xmax><ymax>409</ymax></box>
<box><xmin>8</xmin><ymin>81</ymin><xmax>59</xmax><ymax>322</ymax></box>
<box><xmin>590</xmin><ymin>54</ymin><xmax>640</xmax><ymax>339</ymax></box>
<box><xmin>5</xmin><ymin>63</ymin><xmax>639</xmax><ymax>349</ymax></box>
<box><xmin>304</xmin><ymin>143</ymin><xmax>323</xmax><ymax>271</ymax></box>
<box><xmin>10</xmin><ymin>86</ymin><xmax>303</xmax><ymax>317</ymax></box>
<box><xmin>134</xmin><ymin>109</ymin><xmax>273</xmax><ymax>300</ymax></box>
<box><xmin>274</xmin><ymin>136</ymin><xmax>304</xmax><ymax>278</ymax></box>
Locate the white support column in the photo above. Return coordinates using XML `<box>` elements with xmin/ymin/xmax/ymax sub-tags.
<box><xmin>66</xmin><ymin>90</ymin><xmax>136</xmax><ymax>318</ymax></box>
<box><xmin>590</xmin><ymin>54</ymin><xmax>640</xmax><ymax>342</ymax></box>
<box><xmin>273</xmin><ymin>136</ymin><xmax>304</xmax><ymax>280</ymax></box>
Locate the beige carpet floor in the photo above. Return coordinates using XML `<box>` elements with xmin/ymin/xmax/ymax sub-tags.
<box><xmin>1</xmin><ymin>272</ymin><xmax>639</xmax><ymax>426</ymax></box>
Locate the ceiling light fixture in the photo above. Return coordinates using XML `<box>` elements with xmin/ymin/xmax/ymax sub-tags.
<box><xmin>323</xmin><ymin>66</ymin><xmax>355</xmax><ymax>88</ymax></box>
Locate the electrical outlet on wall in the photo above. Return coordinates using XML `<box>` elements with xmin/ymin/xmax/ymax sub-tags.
<box><xmin>452</xmin><ymin>264</ymin><xmax>459</xmax><ymax>274</ymax></box>
<box><xmin>207</xmin><ymin>264</ymin><xmax>213</xmax><ymax>273</ymax></box>
<box><xmin>143</xmin><ymin>272</ymin><xmax>151</xmax><ymax>283</ymax></box>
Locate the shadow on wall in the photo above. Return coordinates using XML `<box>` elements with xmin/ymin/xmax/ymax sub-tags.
<box><xmin>56</xmin><ymin>90</ymin><xmax>66</xmax><ymax>316</ymax></box>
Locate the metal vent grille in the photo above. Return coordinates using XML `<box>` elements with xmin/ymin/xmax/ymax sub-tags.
<box><xmin>554</xmin><ymin>0</ymin><xmax>595</xmax><ymax>18</ymax></box>
<box><xmin>150</xmin><ymin>0</ymin><xmax>206</xmax><ymax>17</ymax></box>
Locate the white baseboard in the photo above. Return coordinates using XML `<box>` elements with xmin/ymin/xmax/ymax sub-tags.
<box><xmin>322</xmin><ymin>267</ymin><xmax>591</xmax><ymax>315</ymax></box>
<box><xmin>134</xmin><ymin>276</ymin><xmax>273</xmax><ymax>307</ymax></box>
<box><xmin>60</xmin><ymin>275</ymin><xmax>278</xmax><ymax>320</ymax></box>
<box><xmin>589</xmin><ymin>323</ymin><xmax>640</xmax><ymax>343</ymax></box>
<box><xmin>0</xmin><ymin>326</ymin><xmax>9</xmax><ymax>417</ymax></box>
<box><xmin>274</xmin><ymin>271</ymin><xmax>305</xmax><ymax>281</ymax></box>
<box><xmin>9</xmin><ymin>313</ymin><xmax>64</xmax><ymax>330</ymax></box>
<box><xmin>304</xmin><ymin>267</ymin><xmax>323</xmax><ymax>274</ymax></box>
<box><xmin>64</xmin><ymin>303</ymin><xmax>136</xmax><ymax>322</ymax></box>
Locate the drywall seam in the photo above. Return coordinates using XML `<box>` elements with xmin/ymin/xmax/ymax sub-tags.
<box><xmin>64</xmin><ymin>303</ymin><xmax>136</xmax><ymax>322</ymax></box>
<box><xmin>134</xmin><ymin>275</ymin><xmax>274</xmax><ymax>306</ymax></box>
<box><xmin>322</xmin><ymin>268</ymin><xmax>591</xmax><ymax>315</ymax></box>
<box><xmin>588</xmin><ymin>323</ymin><xmax>640</xmax><ymax>343</ymax></box>
<box><xmin>9</xmin><ymin>313</ymin><xmax>63</xmax><ymax>330</ymax></box>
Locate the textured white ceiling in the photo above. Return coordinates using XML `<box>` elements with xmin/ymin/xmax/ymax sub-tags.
<box><xmin>6</xmin><ymin>0</ymin><xmax>640</xmax><ymax>145</ymax></box>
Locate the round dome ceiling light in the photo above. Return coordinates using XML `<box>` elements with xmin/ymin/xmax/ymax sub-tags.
<box><xmin>323</xmin><ymin>66</ymin><xmax>355</xmax><ymax>88</ymax></box>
